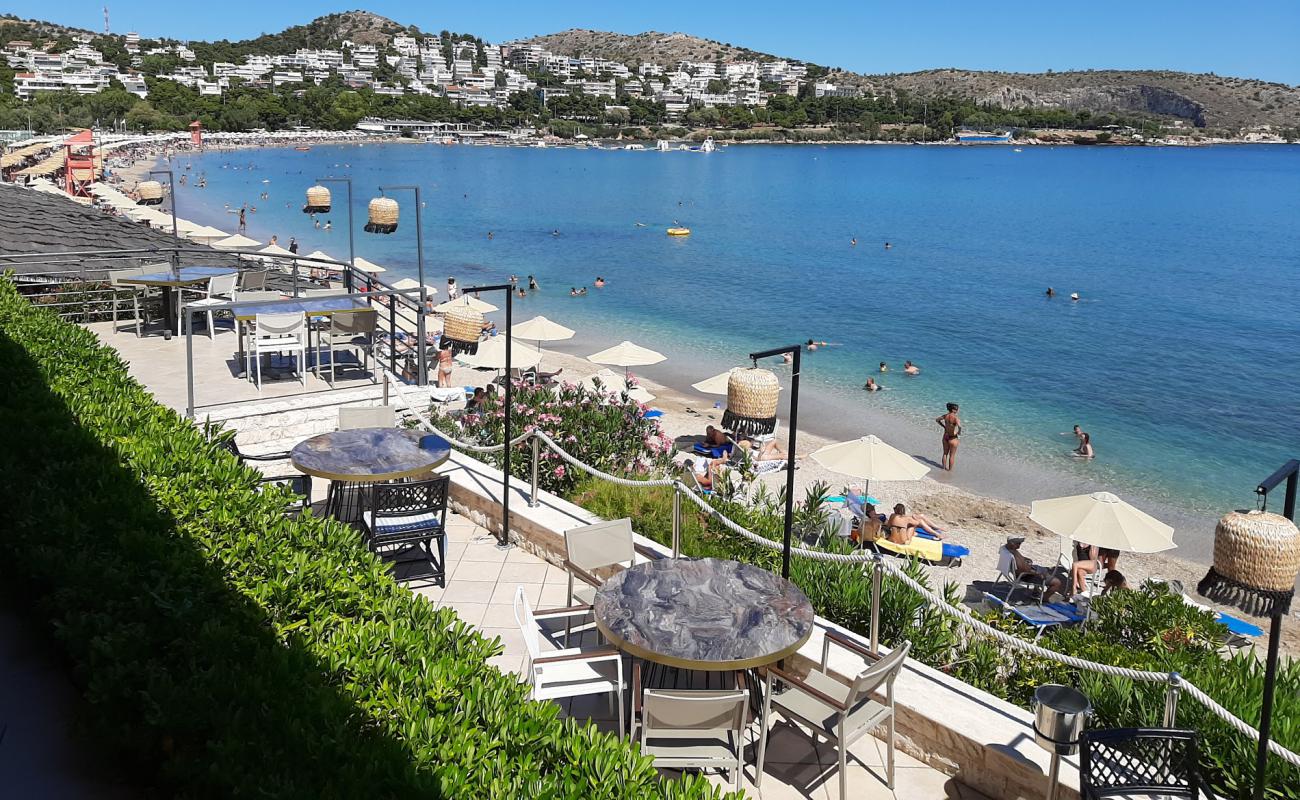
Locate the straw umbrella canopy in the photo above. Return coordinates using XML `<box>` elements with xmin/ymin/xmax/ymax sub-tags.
<box><xmin>810</xmin><ymin>434</ymin><xmax>930</xmax><ymax>502</ymax></box>
<box><xmin>588</xmin><ymin>340</ymin><xmax>665</xmax><ymax>381</ymax></box>
<box><xmin>582</xmin><ymin>368</ymin><xmax>654</xmax><ymax>403</ymax></box>
<box><xmin>433</xmin><ymin>295</ymin><xmax>498</xmax><ymax>314</ymax></box>
<box><xmin>211</xmin><ymin>234</ymin><xmax>262</xmax><ymax>250</ymax></box>
<box><xmin>1029</xmin><ymin>492</ymin><xmax>1175</xmax><ymax>553</ymax></box>
<box><xmin>185</xmin><ymin>225</ymin><xmax>230</xmax><ymax>244</ymax></box>
<box><xmin>455</xmin><ymin>335</ymin><xmax>542</xmax><ymax>370</ymax></box>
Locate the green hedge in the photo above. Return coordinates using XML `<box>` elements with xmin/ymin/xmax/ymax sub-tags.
<box><xmin>571</xmin><ymin>477</ymin><xmax>1300</xmax><ymax>799</ymax></box>
<box><xmin>0</xmin><ymin>277</ymin><xmax>734</xmax><ymax>800</ymax></box>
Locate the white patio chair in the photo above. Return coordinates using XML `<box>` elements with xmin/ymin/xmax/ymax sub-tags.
<box><xmin>338</xmin><ymin>405</ymin><xmax>395</xmax><ymax>430</ymax></box>
<box><xmin>185</xmin><ymin>271</ymin><xmax>239</xmax><ymax>338</ymax></box>
<box><xmin>513</xmin><ymin>586</ymin><xmax>625</xmax><ymax>736</ymax></box>
<box><xmin>107</xmin><ymin>266</ymin><xmax>150</xmax><ymax>336</ymax></box>
<box><xmin>562</xmin><ymin>518</ymin><xmax>652</xmax><ymax>644</ymax></box>
<box><xmin>758</xmin><ymin>635</ymin><xmax>911</xmax><ymax>799</ymax></box>
<box><xmin>247</xmin><ymin>312</ymin><xmax>307</xmax><ymax>391</ymax></box>
<box><xmin>633</xmin><ymin>663</ymin><xmax>749</xmax><ymax>792</ymax></box>
<box><xmin>320</xmin><ymin>309</ymin><xmax>378</xmax><ymax>385</ymax></box>
<box><xmin>995</xmin><ymin>545</ymin><xmax>1049</xmax><ymax>605</ymax></box>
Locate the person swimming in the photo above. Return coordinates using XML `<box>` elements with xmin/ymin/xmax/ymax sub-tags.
<box><xmin>904</xmin><ymin>361</ymin><xmax>920</xmax><ymax>375</ymax></box>
<box><xmin>864</xmin><ymin>377</ymin><xmax>881</xmax><ymax>392</ymax></box>
<box><xmin>1070</xmin><ymin>292</ymin><xmax>1080</xmax><ymax>301</ymax></box>
<box><xmin>884</xmin><ymin>242</ymin><xmax>893</xmax><ymax>249</ymax></box>
<box><xmin>879</xmin><ymin>362</ymin><xmax>889</xmax><ymax>373</ymax></box>
<box><xmin>1046</xmin><ymin>287</ymin><xmax>1055</xmax><ymax>298</ymax></box>
<box><xmin>594</xmin><ymin>277</ymin><xmax>606</xmax><ymax>288</ymax></box>
<box><xmin>851</xmin><ymin>237</ymin><xmax>857</xmax><ymax>246</ymax></box>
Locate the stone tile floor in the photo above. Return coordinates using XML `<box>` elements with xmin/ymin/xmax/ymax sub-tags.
<box><xmin>409</xmin><ymin>513</ymin><xmax>987</xmax><ymax>800</ymax></box>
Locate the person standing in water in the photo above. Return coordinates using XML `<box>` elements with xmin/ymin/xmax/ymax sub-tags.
<box><xmin>936</xmin><ymin>402</ymin><xmax>962</xmax><ymax>470</ymax></box>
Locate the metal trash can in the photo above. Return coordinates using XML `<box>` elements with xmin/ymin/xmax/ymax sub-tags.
<box><xmin>1033</xmin><ymin>684</ymin><xmax>1091</xmax><ymax>800</ymax></box>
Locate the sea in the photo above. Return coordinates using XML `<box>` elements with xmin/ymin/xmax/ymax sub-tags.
<box><xmin>166</xmin><ymin>141</ymin><xmax>1300</xmax><ymax>562</ymax></box>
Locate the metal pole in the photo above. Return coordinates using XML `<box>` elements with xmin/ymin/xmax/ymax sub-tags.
<box><xmin>412</xmin><ymin>186</ymin><xmax>425</xmax><ymax>290</ymax></box>
<box><xmin>1046</xmin><ymin>752</ymin><xmax>1062</xmax><ymax>800</ymax></box>
<box><xmin>317</xmin><ymin>177</ymin><xmax>354</xmax><ymax>291</ymax></box>
<box><xmin>383</xmin><ymin>372</ymin><xmax>390</xmax><ymax>405</ymax></box>
<box><xmin>151</xmin><ymin>169</ymin><xmax>177</xmax><ymax>239</ymax></box>
<box><xmin>870</xmin><ymin>556</ymin><xmax>882</xmax><ymax>653</ymax></box>
<box><xmin>672</xmin><ymin>486</ymin><xmax>682</xmax><ymax>558</ymax></box>
<box><xmin>1254</xmin><ymin>612</ymin><xmax>1284</xmax><ymax>800</ymax></box>
<box><xmin>388</xmin><ymin>300</ymin><xmax>396</xmax><ymax>377</ymax></box>
<box><xmin>785</xmin><ymin>347</ymin><xmax>800</xmax><ymax>579</ymax></box>
<box><xmin>416</xmin><ymin>287</ymin><xmax>427</xmax><ymax>386</ymax></box>
<box><xmin>184</xmin><ymin>305</ymin><xmax>195</xmax><ymax>419</ymax></box>
<box><xmin>501</xmin><ymin>288</ymin><xmax>513</xmax><ymax>546</ymax></box>
<box><xmin>530</xmin><ymin>435</ymin><xmax>540</xmax><ymax>508</ymax></box>
<box><xmin>1163</xmin><ymin>672</ymin><xmax>1181</xmax><ymax>727</ymax></box>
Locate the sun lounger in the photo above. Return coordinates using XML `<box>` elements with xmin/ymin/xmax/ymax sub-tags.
<box><xmin>983</xmin><ymin>592</ymin><xmax>1087</xmax><ymax>640</ymax></box>
<box><xmin>874</xmin><ymin>529</ymin><xmax>969</xmax><ymax>564</ymax></box>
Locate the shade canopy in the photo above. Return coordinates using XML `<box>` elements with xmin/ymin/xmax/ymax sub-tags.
<box><xmin>511</xmin><ymin>315</ymin><xmax>575</xmax><ymax>342</ymax></box>
<box><xmin>352</xmin><ymin>256</ymin><xmax>387</xmax><ymax>273</ymax></box>
<box><xmin>301</xmin><ymin>249</ymin><xmax>338</xmax><ymax>264</ymax></box>
<box><xmin>692</xmin><ymin>367</ymin><xmax>743</xmax><ymax>395</ymax></box>
<box><xmin>1029</xmin><ymin>491</ymin><xmax>1175</xmax><ymax>553</ymax></box>
<box><xmin>123</xmin><ymin>206</ymin><xmax>163</xmax><ymax>222</ymax></box>
<box><xmin>258</xmin><ymin>243</ymin><xmax>295</xmax><ymax>257</ymax></box>
<box><xmin>210</xmin><ymin>234</ymin><xmax>262</xmax><ymax>249</ymax></box>
<box><xmin>185</xmin><ymin>225</ymin><xmax>229</xmax><ymax>243</ymax></box>
<box><xmin>433</xmin><ymin>295</ymin><xmax>498</xmax><ymax>314</ymax></box>
<box><xmin>588</xmin><ymin>340</ymin><xmax>666</xmax><ymax>368</ymax></box>
<box><xmin>582</xmin><ymin>368</ymin><xmax>655</xmax><ymax>403</ymax></box>
<box><xmin>810</xmin><ymin>434</ymin><xmax>930</xmax><ymax>483</ymax></box>
<box><xmin>455</xmin><ymin>336</ymin><xmax>542</xmax><ymax>370</ymax></box>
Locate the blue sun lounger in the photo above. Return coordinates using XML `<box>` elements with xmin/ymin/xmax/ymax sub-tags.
<box><xmin>983</xmin><ymin>592</ymin><xmax>1088</xmax><ymax>640</ymax></box>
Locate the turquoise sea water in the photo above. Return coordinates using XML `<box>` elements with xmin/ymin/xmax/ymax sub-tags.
<box><xmin>170</xmin><ymin>142</ymin><xmax>1300</xmax><ymax>556</ymax></box>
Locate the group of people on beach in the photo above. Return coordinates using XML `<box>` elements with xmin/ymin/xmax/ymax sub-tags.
<box><xmin>1003</xmin><ymin>536</ymin><xmax>1123</xmax><ymax>601</ymax></box>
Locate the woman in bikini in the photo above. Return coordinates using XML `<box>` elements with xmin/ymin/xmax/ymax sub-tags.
<box><xmin>936</xmin><ymin>402</ymin><xmax>961</xmax><ymax>470</ymax></box>
<box><xmin>436</xmin><ymin>340</ymin><xmax>454</xmax><ymax>388</ymax></box>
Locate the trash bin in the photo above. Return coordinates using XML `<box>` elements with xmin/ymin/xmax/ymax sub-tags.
<box><xmin>1033</xmin><ymin>684</ymin><xmax>1091</xmax><ymax>800</ymax></box>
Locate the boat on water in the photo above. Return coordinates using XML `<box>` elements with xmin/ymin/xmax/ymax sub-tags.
<box><xmin>667</xmin><ymin>227</ymin><xmax>691</xmax><ymax>236</ymax></box>
<box><xmin>624</xmin><ymin>143</ymin><xmax>646</xmax><ymax>151</ymax></box>
<box><xmin>699</xmin><ymin>137</ymin><xmax>716</xmax><ymax>153</ymax></box>
<box><xmin>294</xmin><ymin>146</ymin><xmax>311</xmax><ymax>151</ymax></box>
<box><xmin>656</xmin><ymin>140</ymin><xmax>671</xmax><ymax>152</ymax></box>
<box><xmin>955</xmin><ymin>130</ymin><xmax>1013</xmax><ymax>144</ymax></box>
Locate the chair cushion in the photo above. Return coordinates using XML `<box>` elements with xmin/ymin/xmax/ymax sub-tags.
<box><xmin>363</xmin><ymin>511</ymin><xmax>443</xmax><ymax>535</ymax></box>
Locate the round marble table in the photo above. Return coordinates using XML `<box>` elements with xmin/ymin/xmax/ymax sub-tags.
<box><xmin>290</xmin><ymin>428</ymin><xmax>451</xmax><ymax>482</ymax></box>
<box><xmin>593</xmin><ymin>557</ymin><xmax>815</xmax><ymax>670</ymax></box>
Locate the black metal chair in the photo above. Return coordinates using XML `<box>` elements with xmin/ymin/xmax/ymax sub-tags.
<box><xmin>1079</xmin><ymin>728</ymin><xmax>1207</xmax><ymax>799</ymax></box>
<box><xmin>214</xmin><ymin>436</ymin><xmax>313</xmax><ymax>516</ymax></box>
<box><xmin>361</xmin><ymin>477</ymin><xmax>450</xmax><ymax>587</ymax></box>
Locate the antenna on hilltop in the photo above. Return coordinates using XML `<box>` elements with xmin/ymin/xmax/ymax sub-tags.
<box><xmin>103</xmin><ymin>6</ymin><xmax>110</xmax><ymax>34</ymax></box>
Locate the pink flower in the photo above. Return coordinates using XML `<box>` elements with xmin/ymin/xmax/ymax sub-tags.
<box><xmin>554</xmin><ymin>466</ymin><xmax>566</xmax><ymax>478</ymax></box>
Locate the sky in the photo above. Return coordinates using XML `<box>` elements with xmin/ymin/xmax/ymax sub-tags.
<box><xmin>9</xmin><ymin>1</ymin><xmax>1300</xmax><ymax>84</ymax></box>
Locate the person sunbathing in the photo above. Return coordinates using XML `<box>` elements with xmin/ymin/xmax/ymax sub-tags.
<box><xmin>852</xmin><ymin>502</ymin><xmax>884</xmax><ymax>545</ymax></box>
<box><xmin>885</xmin><ymin>503</ymin><xmax>946</xmax><ymax>543</ymax></box>
<box><xmin>1002</xmin><ymin>537</ymin><xmax>1066</xmax><ymax>598</ymax></box>
<box><xmin>683</xmin><ymin>458</ymin><xmax>719</xmax><ymax>491</ymax></box>
<box><xmin>737</xmin><ymin>438</ymin><xmax>785</xmax><ymax>462</ymax></box>
<box><xmin>703</xmin><ymin>425</ymin><xmax>729</xmax><ymax>447</ymax></box>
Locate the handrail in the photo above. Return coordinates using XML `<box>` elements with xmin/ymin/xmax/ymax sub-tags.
<box><xmin>375</xmin><ymin>378</ymin><xmax>1300</xmax><ymax>772</ymax></box>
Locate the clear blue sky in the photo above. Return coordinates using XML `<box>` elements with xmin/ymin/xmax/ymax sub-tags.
<box><xmin>10</xmin><ymin>1</ymin><xmax>1300</xmax><ymax>84</ymax></box>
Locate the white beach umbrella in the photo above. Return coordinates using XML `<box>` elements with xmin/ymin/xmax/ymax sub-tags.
<box><xmin>511</xmin><ymin>315</ymin><xmax>575</xmax><ymax>342</ymax></box>
<box><xmin>123</xmin><ymin>206</ymin><xmax>162</xmax><ymax>222</ymax></box>
<box><xmin>258</xmin><ymin>243</ymin><xmax>295</xmax><ymax>257</ymax></box>
<box><xmin>455</xmin><ymin>336</ymin><xmax>543</xmax><ymax>370</ymax></box>
<box><xmin>810</xmin><ymin>434</ymin><xmax>930</xmax><ymax>501</ymax></box>
<box><xmin>211</xmin><ymin>234</ymin><xmax>262</xmax><ymax>250</ymax></box>
<box><xmin>390</xmin><ymin>278</ymin><xmax>438</xmax><ymax>294</ymax></box>
<box><xmin>185</xmin><ymin>225</ymin><xmax>229</xmax><ymax>244</ymax></box>
<box><xmin>692</xmin><ymin>367</ymin><xmax>743</xmax><ymax>395</ymax></box>
<box><xmin>1029</xmin><ymin>492</ymin><xmax>1175</xmax><ymax>553</ymax></box>
<box><xmin>582</xmin><ymin>368</ymin><xmax>654</xmax><ymax>403</ymax></box>
<box><xmin>588</xmin><ymin>340</ymin><xmax>666</xmax><ymax>381</ymax></box>
<box><xmin>352</xmin><ymin>256</ymin><xmax>387</xmax><ymax>274</ymax></box>
<box><xmin>433</xmin><ymin>295</ymin><xmax>498</xmax><ymax>314</ymax></box>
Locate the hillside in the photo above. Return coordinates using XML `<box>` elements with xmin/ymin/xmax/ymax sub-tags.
<box><xmin>521</xmin><ymin>29</ymin><xmax>778</xmax><ymax>66</ymax></box>
<box><xmin>524</xmin><ymin>29</ymin><xmax>1300</xmax><ymax>129</ymax></box>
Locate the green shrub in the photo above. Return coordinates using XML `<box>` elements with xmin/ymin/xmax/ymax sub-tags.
<box><xmin>432</xmin><ymin>377</ymin><xmax>673</xmax><ymax>496</ymax></box>
<box><xmin>0</xmin><ymin>277</ymin><xmax>734</xmax><ymax>800</ymax></box>
<box><xmin>568</xmin><ymin>477</ymin><xmax>1300</xmax><ymax>799</ymax></box>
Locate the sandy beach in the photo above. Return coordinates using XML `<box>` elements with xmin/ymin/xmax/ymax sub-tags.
<box><xmin>439</xmin><ymin>342</ymin><xmax>1299</xmax><ymax>657</ymax></box>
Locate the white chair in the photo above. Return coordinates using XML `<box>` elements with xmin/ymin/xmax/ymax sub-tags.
<box><xmin>107</xmin><ymin>266</ymin><xmax>150</xmax><ymax>336</ymax></box>
<box><xmin>562</xmin><ymin>518</ymin><xmax>647</xmax><ymax>645</ymax></box>
<box><xmin>185</xmin><ymin>272</ymin><xmax>239</xmax><ymax>338</ymax></box>
<box><xmin>995</xmin><ymin>545</ymin><xmax>1049</xmax><ymax>604</ymax></box>
<box><xmin>247</xmin><ymin>312</ymin><xmax>307</xmax><ymax>391</ymax></box>
<box><xmin>758</xmin><ymin>636</ymin><xmax>911</xmax><ymax>799</ymax></box>
<box><xmin>320</xmin><ymin>309</ymin><xmax>378</xmax><ymax>385</ymax></box>
<box><xmin>633</xmin><ymin>664</ymin><xmax>749</xmax><ymax>792</ymax></box>
<box><xmin>513</xmin><ymin>586</ymin><xmax>625</xmax><ymax>736</ymax></box>
<box><xmin>338</xmin><ymin>405</ymin><xmax>395</xmax><ymax>430</ymax></box>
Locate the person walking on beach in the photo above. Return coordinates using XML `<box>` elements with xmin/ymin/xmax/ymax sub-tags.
<box><xmin>237</xmin><ymin>206</ymin><xmax>246</xmax><ymax>233</ymax></box>
<box><xmin>447</xmin><ymin>277</ymin><xmax>460</xmax><ymax>300</ymax></box>
<box><xmin>288</xmin><ymin>237</ymin><xmax>298</xmax><ymax>254</ymax></box>
<box><xmin>436</xmin><ymin>340</ymin><xmax>454</xmax><ymax>388</ymax></box>
<box><xmin>936</xmin><ymin>402</ymin><xmax>961</xmax><ymax>470</ymax></box>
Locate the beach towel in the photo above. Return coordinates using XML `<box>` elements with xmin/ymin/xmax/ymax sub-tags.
<box><xmin>691</xmin><ymin>442</ymin><xmax>733</xmax><ymax>458</ymax></box>
<box><xmin>874</xmin><ymin>530</ymin><xmax>969</xmax><ymax>562</ymax></box>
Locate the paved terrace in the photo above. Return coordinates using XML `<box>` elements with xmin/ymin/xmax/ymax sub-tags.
<box><xmin>78</xmin><ymin>319</ymin><xmax>992</xmax><ymax>798</ymax></box>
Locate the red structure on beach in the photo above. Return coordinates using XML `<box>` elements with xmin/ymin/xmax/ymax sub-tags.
<box><xmin>64</xmin><ymin>129</ymin><xmax>97</xmax><ymax>198</ymax></box>
<box><xmin>189</xmin><ymin>120</ymin><xmax>203</xmax><ymax>146</ymax></box>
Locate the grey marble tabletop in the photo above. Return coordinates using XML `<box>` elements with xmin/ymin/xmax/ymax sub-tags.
<box><xmin>593</xmin><ymin>557</ymin><xmax>814</xmax><ymax>670</ymax></box>
<box><xmin>290</xmin><ymin>428</ymin><xmax>451</xmax><ymax>482</ymax></box>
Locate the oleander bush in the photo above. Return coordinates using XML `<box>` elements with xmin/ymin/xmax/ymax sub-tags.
<box><xmin>431</xmin><ymin>377</ymin><xmax>674</xmax><ymax>496</ymax></box>
<box><xmin>570</xmin><ymin>476</ymin><xmax>1300</xmax><ymax>799</ymax></box>
<box><xmin>0</xmin><ymin>277</ymin><xmax>735</xmax><ymax>800</ymax></box>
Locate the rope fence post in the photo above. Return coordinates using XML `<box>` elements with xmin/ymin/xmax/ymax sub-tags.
<box><xmin>672</xmin><ymin>485</ymin><xmax>683</xmax><ymax>558</ymax></box>
<box><xmin>383</xmin><ymin>372</ymin><xmax>390</xmax><ymax>406</ymax></box>
<box><xmin>1164</xmin><ymin>672</ymin><xmax>1181</xmax><ymax>727</ymax></box>
<box><xmin>870</xmin><ymin>555</ymin><xmax>882</xmax><ymax>653</ymax></box>
<box><xmin>530</xmin><ymin>434</ymin><xmax>540</xmax><ymax>508</ymax></box>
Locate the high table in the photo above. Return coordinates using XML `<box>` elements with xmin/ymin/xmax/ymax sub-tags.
<box><xmin>120</xmin><ymin>266</ymin><xmax>237</xmax><ymax>334</ymax></box>
<box><xmin>594</xmin><ymin>557</ymin><xmax>814</xmax><ymax>671</ymax></box>
<box><xmin>290</xmin><ymin>428</ymin><xmax>451</xmax><ymax>519</ymax></box>
<box><xmin>234</xmin><ymin>294</ymin><xmax>372</xmax><ymax>378</ymax></box>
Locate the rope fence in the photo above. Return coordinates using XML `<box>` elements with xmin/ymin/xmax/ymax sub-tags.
<box><xmin>383</xmin><ymin>381</ymin><xmax>1300</xmax><ymax>771</ymax></box>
